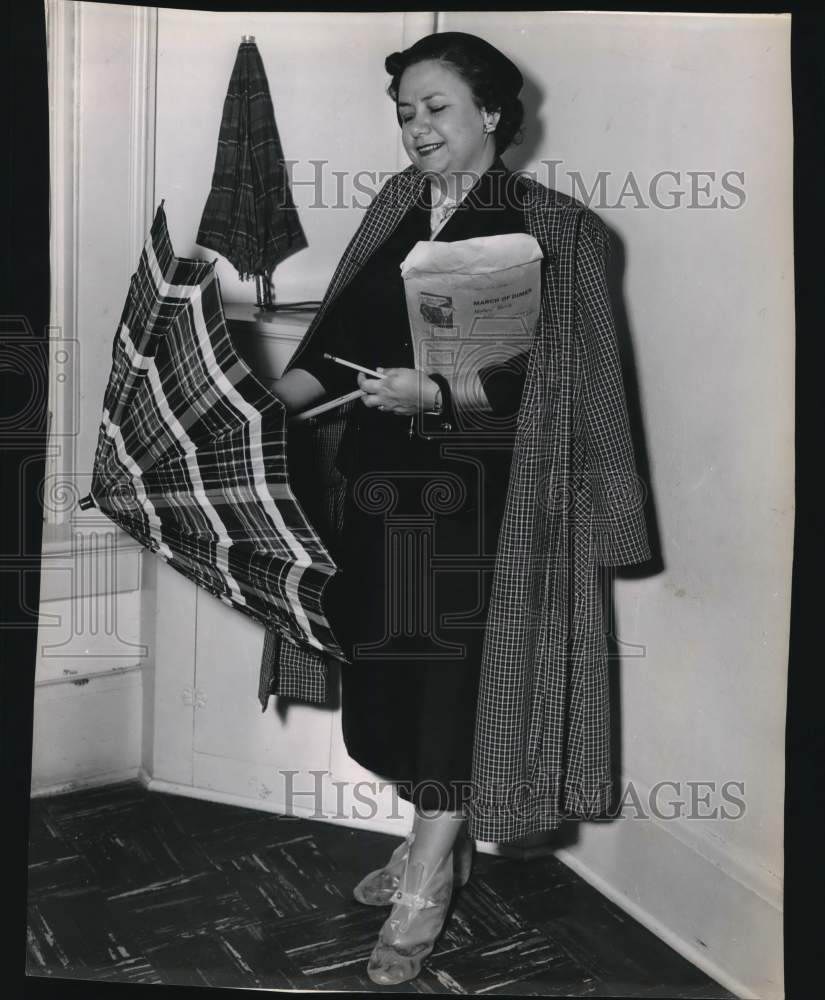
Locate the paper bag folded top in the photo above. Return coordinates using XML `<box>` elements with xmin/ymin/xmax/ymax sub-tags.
<box><xmin>400</xmin><ymin>233</ymin><xmax>544</xmax><ymax>414</ymax></box>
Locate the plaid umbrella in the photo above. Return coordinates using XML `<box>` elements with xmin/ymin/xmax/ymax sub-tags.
<box><xmin>196</xmin><ymin>37</ymin><xmax>307</xmax><ymax>283</ymax></box>
<box><xmin>78</xmin><ymin>203</ymin><xmax>344</xmax><ymax>670</ymax></box>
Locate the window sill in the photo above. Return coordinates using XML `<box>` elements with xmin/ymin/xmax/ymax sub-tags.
<box><xmin>224</xmin><ymin>302</ymin><xmax>315</xmax><ymax>381</ymax></box>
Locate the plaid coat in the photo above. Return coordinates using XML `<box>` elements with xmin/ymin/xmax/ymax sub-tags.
<box><xmin>262</xmin><ymin>165</ymin><xmax>651</xmax><ymax>842</ymax></box>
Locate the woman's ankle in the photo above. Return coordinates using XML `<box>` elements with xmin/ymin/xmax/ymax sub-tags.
<box><xmin>405</xmin><ymin>845</ymin><xmax>453</xmax><ymax>887</ymax></box>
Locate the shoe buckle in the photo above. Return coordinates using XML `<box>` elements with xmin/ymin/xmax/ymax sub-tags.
<box><xmin>390</xmin><ymin>888</ymin><xmax>435</xmax><ymax>911</ymax></box>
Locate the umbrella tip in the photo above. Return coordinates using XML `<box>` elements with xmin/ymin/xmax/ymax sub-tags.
<box><xmin>241</xmin><ymin>34</ymin><xmax>255</xmax><ymax>43</ymax></box>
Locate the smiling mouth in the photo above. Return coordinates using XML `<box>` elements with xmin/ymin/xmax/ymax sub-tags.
<box><xmin>416</xmin><ymin>142</ymin><xmax>445</xmax><ymax>156</ymax></box>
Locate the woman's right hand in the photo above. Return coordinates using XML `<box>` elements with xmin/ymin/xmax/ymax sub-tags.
<box><xmin>357</xmin><ymin>367</ymin><xmax>439</xmax><ymax>415</ymax></box>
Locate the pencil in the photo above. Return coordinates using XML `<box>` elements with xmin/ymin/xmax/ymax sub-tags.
<box><xmin>323</xmin><ymin>353</ymin><xmax>385</xmax><ymax>378</ymax></box>
<box><xmin>290</xmin><ymin>388</ymin><xmax>365</xmax><ymax>423</ymax></box>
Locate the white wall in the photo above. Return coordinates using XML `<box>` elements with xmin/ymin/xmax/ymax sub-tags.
<box><xmin>440</xmin><ymin>11</ymin><xmax>792</xmax><ymax>1000</ymax></box>
<box><xmin>34</xmin><ymin>0</ymin><xmax>159</xmax><ymax>794</ymax></box>
<box><xmin>155</xmin><ymin>9</ymin><xmax>435</xmax><ymax>303</ymax></box>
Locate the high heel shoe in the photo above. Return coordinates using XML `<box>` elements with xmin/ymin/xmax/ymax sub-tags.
<box><xmin>366</xmin><ymin>848</ymin><xmax>455</xmax><ymax>985</ymax></box>
<box><xmin>352</xmin><ymin>829</ymin><xmax>473</xmax><ymax>906</ymax></box>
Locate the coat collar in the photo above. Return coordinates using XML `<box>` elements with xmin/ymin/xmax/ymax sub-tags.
<box><xmin>285</xmin><ymin>167</ymin><xmax>427</xmax><ymax>376</ymax></box>
<box><xmin>286</xmin><ymin>161</ymin><xmax>514</xmax><ymax>376</ymax></box>
<box><xmin>285</xmin><ymin>160</ymin><xmax>576</xmax><ymax>380</ymax></box>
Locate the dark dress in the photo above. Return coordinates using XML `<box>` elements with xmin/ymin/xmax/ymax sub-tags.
<box><xmin>296</xmin><ymin>161</ymin><xmax>531</xmax><ymax>811</ymax></box>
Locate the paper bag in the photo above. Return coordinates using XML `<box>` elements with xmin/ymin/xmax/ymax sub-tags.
<box><xmin>400</xmin><ymin>233</ymin><xmax>543</xmax><ymax>415</ymax></box>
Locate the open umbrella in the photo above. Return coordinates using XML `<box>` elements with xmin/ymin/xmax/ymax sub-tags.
<box><xmin>196</xmin><ymin>35</ymin><xmax>310</xmax><ymax>309</ymax></box>
<box><xmin>78</xmin><ymin>202</ymin><xmax>345</xmax><ymax>673</ymax></box>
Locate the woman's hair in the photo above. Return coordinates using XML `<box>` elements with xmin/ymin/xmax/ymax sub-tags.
<box><xmin>385</xmin><ymin>32</ymin><xmax>525</xmax><ymax>155</ymax></box>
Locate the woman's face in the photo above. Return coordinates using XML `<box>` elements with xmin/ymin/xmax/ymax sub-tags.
<box><xmin>397</xmin><ymin>59</ymin><xmax>499</xmax><ymax>182</ymax></box>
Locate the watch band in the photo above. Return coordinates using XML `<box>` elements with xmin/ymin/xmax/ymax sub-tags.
<box><xmin>425</xmin><ymin>384</ymin><xmax>443</xmax><ymax>416</ymax></box>
<box><xmin>419</xmin><ymin>372</ymin><xmax>454</xmax><ymax>435</ymax></box>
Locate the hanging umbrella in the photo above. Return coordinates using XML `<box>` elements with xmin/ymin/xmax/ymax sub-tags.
<box><xmin>196</xmin><ymin>35</ymin><xmax>309</xmax><ymax>308</ymax></box>
<box><xmin>78</xmin><ymin>202</ymin><xmax>344</xmax><ymax>670</ymax></box>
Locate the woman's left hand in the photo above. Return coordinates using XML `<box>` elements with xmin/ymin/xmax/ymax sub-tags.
<box><xmin>357</xmin><ymin>367</ymin><xmax>439</xmax><ymax>415</ymax></box>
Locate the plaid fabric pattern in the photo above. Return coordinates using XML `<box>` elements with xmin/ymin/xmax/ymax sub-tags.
<box><xmin>82</xmin><ymin>203</ymin><xmax>342</xmax><ymax>662</ymax></box>
<box><xmin>268</xmin><ymin>166</ymin><xmax>651</xmax><ymax>843</ymax></box>
<box><xmin>196</xmin><ymin>39</ymin><xmax>307</xmax><ymax>280</ymax></box>
<box><xmin>272</xmin><ymin>633</ymin><xmax>329</xmax><ymax>703</ymax></box>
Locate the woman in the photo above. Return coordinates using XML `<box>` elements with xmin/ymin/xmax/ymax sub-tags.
<box><xmin>271</xmin><ymin>31</ymin><xmax>528</xmax><ymax>984</ymax></box>
<box><xmin>271</xmin><ymin>31</ymin><xmax>649</xmax><ymax>986</ymax></box>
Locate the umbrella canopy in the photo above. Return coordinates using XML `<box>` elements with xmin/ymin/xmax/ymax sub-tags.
<box><xmin>79</xmin><ymin>202</ymin><xmax>343</xmax><ymax>663</ymax></box>
<box><xmin>196</xmin><ymin>38</ymin><xmax>307</xmax><ymax>281</ymax></box>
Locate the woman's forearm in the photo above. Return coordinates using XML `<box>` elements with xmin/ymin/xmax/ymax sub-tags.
<box><xmin>271</xmin><ymin>368</ymin><xmax>328</xmax><ymax>415</ymax></box>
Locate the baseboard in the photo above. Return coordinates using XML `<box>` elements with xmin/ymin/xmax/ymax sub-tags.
<box><xmin>137</xmin><ymin>771</ymin><xmax>535</xmax><ymax>859</ymax></box>
<box><xmin>30</xmin><ymin>766</ymin><xmax>143</xmax><ymax>798</ymax></box>
<box><xmin>554</xmin><ymin>816</ymin><xmax>783</xmax><ymax>1000</ymax></box>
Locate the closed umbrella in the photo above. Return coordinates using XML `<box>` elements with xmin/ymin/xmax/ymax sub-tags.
<box><xmin>196</xmin><ymin>35</ymin><xmax>310</xmax><ymax>309</ymax></box>
<box><xmin>79</xmin><ymin>203</ymin><xmax>345</xmax><ymax>685</ymax></box>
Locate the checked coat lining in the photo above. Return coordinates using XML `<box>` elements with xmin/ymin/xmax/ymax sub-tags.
<box><xmin>263</xmin><ymin>165</ymin><xmax>651</xmax><ymax>843</ymax></box>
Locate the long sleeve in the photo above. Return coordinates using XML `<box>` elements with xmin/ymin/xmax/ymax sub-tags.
<box><xmin>575</xmin><ymin>210</ymin><xmax>651</xmax><ymax>566</ymax></box>
<box><xmin>289</xmin><ymin>296</ymin><xmax>361</xmax><ymax>399</ymax></box>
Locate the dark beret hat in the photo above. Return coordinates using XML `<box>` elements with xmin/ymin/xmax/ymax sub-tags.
<box><xmin>385</xmin><ymin>31</ymin><xmax>523</xmax><ymax>97</ymax></box>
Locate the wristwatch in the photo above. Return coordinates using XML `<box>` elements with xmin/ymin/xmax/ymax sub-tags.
<box><xmin>419</xmin><ymin>372</ymin><xmax>454</xmax><ymax>435</ymax></box>
<box><xmin>426</xmin><ymin>384</ymin><xmax>443</xmax><ymax>416</ymax></box>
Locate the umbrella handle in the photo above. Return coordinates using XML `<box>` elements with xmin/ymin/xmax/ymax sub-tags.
<box><xmin>289</xmin><ymin>389</ymin><xmax>364</xmax><ymax>423</ymax></box>
<box><xmin>255</xmin><ymin>274</ymin><xmax>273</xmax><ymax>309</ymax></box>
